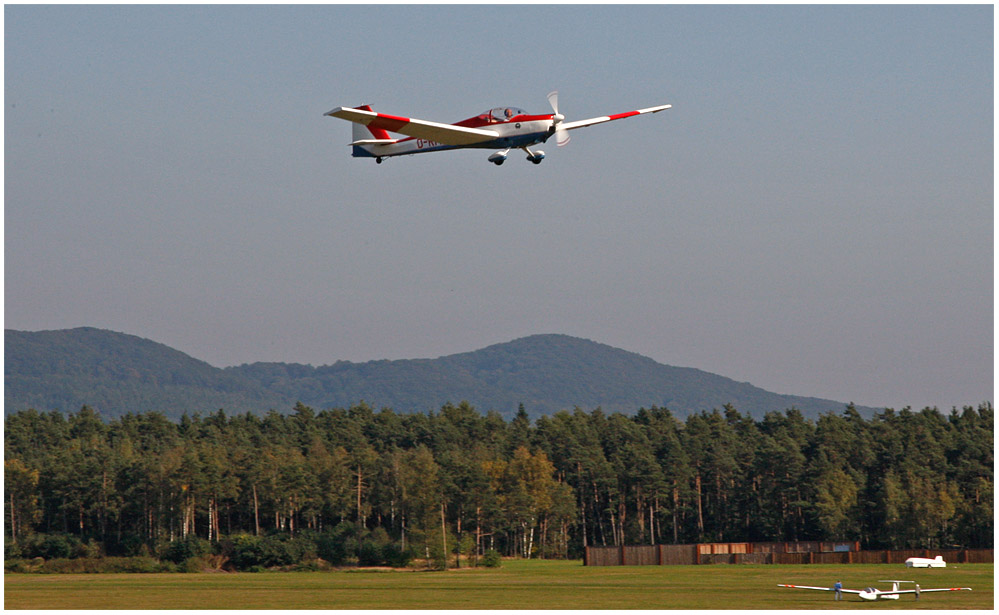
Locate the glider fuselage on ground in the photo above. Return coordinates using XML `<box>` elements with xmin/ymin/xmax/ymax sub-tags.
<box><xmin>905</xmin><ymin>555</ymin><xmax>947</xmax><ymax>567</ymax></box>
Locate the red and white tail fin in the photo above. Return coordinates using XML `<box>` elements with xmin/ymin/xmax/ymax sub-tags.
<box><xmin>348</xmin><ymin>105</ymin><xmax>397</xmax><ymax>158</ymax></box>
<box><xmin>353</xmin><ymin>105</ymin><xmax>392</xmax><ymax>140</ymax></box>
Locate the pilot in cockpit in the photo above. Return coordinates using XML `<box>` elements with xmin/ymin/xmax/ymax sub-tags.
<box><xmin>486</xmin><ymin>107</ymin><xmax>523</xmax><ymax>123</ymax></box>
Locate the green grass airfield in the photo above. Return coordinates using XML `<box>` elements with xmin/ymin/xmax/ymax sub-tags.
<box><xmin>4</xmin><ymin>560</ymin><xmax>993</xmax><ymax>609</ymax></box>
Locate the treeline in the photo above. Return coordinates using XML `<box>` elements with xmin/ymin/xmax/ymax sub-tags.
<box><xmin>4</xmin><ymin>401</ymin><xmax>993</xmax><ymax>569</ymax></box>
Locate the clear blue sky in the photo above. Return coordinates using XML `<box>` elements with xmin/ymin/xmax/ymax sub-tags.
<box><xmin>5</xmin><ymin>4</ymin><xmax>993</xmax><ymax>411</ymax></box>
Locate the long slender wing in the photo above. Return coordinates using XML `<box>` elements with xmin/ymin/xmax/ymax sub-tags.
<box><xmin>559</xmin><ymin>104</ymin><xmax>671</xmax><ymax>132</ymax></box>
<box><xmin>777</xmin><ymin>584</ymin><xmax>862</xmax><ymax>594</ymax></box>
<box><xmin>325</xmin><ymin>106</ymin><xmax>500</xmax><ymax>146</ymax></box>
<box><xmin>889</xmin><ymin>588</ymin><xmax>972</xmax><ymax>594</ymax></box>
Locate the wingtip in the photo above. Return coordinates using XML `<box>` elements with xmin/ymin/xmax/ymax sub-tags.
<box><xmin>325</xmin><ymin>106</ymin><xmax>365</xmax><ymax>117</ymax></box>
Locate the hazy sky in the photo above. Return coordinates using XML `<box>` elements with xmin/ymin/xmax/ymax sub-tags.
<box><xmin>5</xmin><ymin>4</ymin><xmax>993</xmax><ymax>412</ymax></box>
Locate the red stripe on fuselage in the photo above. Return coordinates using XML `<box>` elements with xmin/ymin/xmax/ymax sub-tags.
<box><xmin>511</xmin><ymin>114</ymin><xmax>554</xmax><ymax>123</ymax></box>
<box><xmin>454</xmin><ymin>114</ymin><xmax>554</xmax><ymax>129</ymax></box>
<box><xmin>607</xmin><ymin>111</ymin><xmax>640</xmax><ymax>121</ymax></box>
<box><xmin>369</xmin><ymin>113</ymin><xmax>411</xmax><ymax>133</ymax></box>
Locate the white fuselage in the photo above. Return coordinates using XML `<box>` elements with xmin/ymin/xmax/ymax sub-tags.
<box><xmin>906</xmin><ymin>556</ymin><xmax>946</xmax><ymax>568</ymax></box>
<box><xmin>360</xmin><ymin>119</ymin><xmax>554</xmax><ymax>159</ymax></box>
<box><xmin>859</xmin><ymin>588</ymin><xmax>900</xmax><ymax>601</ymax></box>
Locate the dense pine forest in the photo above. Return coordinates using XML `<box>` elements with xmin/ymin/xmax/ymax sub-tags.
<box><xmin>4</xmin><ymin>402</ymin><xmax>993</xmax><ymax>570</ymax></box>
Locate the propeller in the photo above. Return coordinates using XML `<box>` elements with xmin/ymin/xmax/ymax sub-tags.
<box><xmin>547</xmin><ymin>90</ymin><xmax>570</xmax><ymax>147</ymax></box>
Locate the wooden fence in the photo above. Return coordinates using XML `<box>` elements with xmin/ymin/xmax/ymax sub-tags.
<box><xmin>584</xmin><ymin>544</ymin><xmax>993</xmax><ymax>566</ymax></box>
<box><xmin>584</xmin><ymin>544</ymin><xmax>697</xmax><ymax>566</ymax></box>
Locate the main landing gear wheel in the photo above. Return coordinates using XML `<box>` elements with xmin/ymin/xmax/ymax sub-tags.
<box><xmin>522</xmin><ymin>147</ymin><xmax>545</xmax><ymax>165</ymax></box>
<box><xmin>375</xmin><ymin>157</ymin><xmax>383</xmax><ymax>164</ymax></box>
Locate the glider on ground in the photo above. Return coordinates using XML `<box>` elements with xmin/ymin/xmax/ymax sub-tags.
<box><xmin>778</xmin><ymin>580</ymin><xmax>971</xmax><ymax>601</ymax></box>
<box><xmin>905</xmin><ymin>555</ymin><xmax>947</xmax><ymax>567</ymax></box>
<box><xmin>324</xmin><ymin>91</ymin><xmax>671</xmax><ymax>164</ymax></box>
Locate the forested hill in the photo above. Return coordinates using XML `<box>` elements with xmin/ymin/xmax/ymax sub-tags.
<box><xmin>6</xmin><ymin>327</ymin><xmax>869</xmax><ymax>420</ymax></box>
<box><xmin>4</xmin><ymin>327</ymin><xmax>286</xmax><ymax>419</ymax></box>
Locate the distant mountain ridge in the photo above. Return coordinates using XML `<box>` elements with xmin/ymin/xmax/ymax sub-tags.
<box><xmin>4</xmin><ymin>328</ymin><xmax>870</xmax><ymax>420</ymax></box>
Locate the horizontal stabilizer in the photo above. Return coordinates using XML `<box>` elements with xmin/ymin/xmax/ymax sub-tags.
<box><xmin>350</xmin><ymin>138</ymin><xmax>399</xmax><ymax>146</ymax></box>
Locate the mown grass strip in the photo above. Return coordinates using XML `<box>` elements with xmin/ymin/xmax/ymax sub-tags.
<box><xmin>4</xmin><ymin>560</ymin><xmax>993</xmax><ymax>610</ymax></box>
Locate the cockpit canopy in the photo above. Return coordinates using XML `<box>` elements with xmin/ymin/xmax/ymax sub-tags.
<box><xmin>481</xmin><ymin>107</ymin><xmax>527</xmax><ymax>123</ymax></box>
